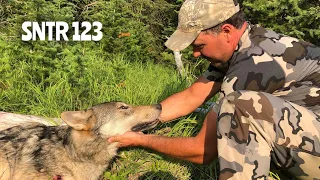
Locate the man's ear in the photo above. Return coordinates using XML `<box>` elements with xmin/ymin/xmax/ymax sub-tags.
<box><xmin>221</xmin><ymin>24</ymin><xmax>234</xmax><ymax>40</ymax></box>
<box><xmin>221</xmin><ymin>24</ymin><xmax>234</xmax><ymax>33</ymax></box>
<box><xmin>61</xmin><ymin>109</ymin><xmax>96</xmax><ymax>131</ymax></box>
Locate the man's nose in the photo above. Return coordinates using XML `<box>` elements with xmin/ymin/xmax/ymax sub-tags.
<box><xmin>193</xmin><ymin>51</ymin><xmax>201</xmax><ymax>58</ymax></box>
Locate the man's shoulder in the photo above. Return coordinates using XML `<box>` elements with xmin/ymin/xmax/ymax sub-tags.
<box><xmin>249</xmin><ymin>25</ymin><xmax>298</xmax><ymax>49</ymax></box>
<box><xmin>246</xmin><ymin>25</ymin><xmax>319</xmax><ymax>63</ymax></box>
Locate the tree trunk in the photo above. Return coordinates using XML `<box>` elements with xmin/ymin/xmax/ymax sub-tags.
<box><xmin>173</xmin><ymin>51</ymin><xmax>184</xmax><ymax>77</ymax></box>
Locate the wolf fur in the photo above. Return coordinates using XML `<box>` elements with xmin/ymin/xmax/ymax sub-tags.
<box><xmin>0</xmin><ymin>102</ymin><xmax>161</xmax><ymax>180</ymax></box>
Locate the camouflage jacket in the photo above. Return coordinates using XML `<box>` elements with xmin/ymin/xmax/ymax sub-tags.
<box><xmin>203</xmin><ymin>24</ymin><xmax>320</xmax><ymax>114</ymax></box>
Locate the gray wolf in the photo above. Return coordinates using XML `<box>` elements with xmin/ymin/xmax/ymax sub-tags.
<box><xmin>0</xmin><ymin>102</ymin><xmax>161</xmax><ymax>180</ymax></box>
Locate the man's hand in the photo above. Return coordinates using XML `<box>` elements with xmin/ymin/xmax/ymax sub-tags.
<box><xmin>108</xmin><ymin>109</ymin><xmax>217</xmax><ymax>164</ymax></box>
<box><xmin>108</xmin><ymin>131</ymin><xmax>145</xmax><ymax>147</ymax></box>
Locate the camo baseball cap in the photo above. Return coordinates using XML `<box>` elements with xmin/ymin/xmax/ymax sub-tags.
<box><xmin>165</xmin><ymin>0</ymin><xmax>240</xmax><ymax>51</ymax></box>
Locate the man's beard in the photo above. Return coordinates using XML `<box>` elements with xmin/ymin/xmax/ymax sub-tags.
<box><xmin>207</xmin><ymin>58</ymin><xmax>229</xmax><ymax>72</ymax></box>
<box><xmin>204</xmin><ymin>57</ymin><xmax>224</xmax><ymax>68</ymax></box>
<box><xmin>211</xmin><ymin>61</ymin><xmax>223</xmax><ymax>67</ymax></box>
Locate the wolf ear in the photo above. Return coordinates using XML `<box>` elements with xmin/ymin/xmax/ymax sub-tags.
<box><xmin>61</xmin><ymin>109</ymin><xmax>96</xmax><ymax>131</ymax></box>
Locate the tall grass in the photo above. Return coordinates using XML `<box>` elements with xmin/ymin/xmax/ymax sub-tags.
<box><xmin>1</xmin><ymin>54</ymin><xmax>191</xmax><ymax>114</ymax></box>
<box><xmin>0</xmin><ymin>54</ymin><xmax>217</xmax><ymax>179</ymax></box>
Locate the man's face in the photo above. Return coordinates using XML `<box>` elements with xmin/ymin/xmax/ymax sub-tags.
<box><xmin>192</xmin><ymin>30</ymin><xmax>234</xmax><ymax>67</ymax></box>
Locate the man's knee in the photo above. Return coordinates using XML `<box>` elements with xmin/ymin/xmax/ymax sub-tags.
<box><xmin>219</xmin><ymin>90</ymin><xmax>274</xmax><ymax>123</ymax></box>
<box><xmin>218</xmin><ymin>91</ymin><xmax>274</xmax><ymax>179</ymax></box>
<box><xmin>217</xmin><ymin>90</ymin><xmax>276</xmax><ymax>148</ymax></box>
<box><xmin>217</xmin><ymin>91</ymin><xmax>252</xmax><ymax>146</ymax></box>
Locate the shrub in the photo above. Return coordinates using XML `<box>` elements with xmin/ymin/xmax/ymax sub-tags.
<box><xmin>241</xmin><ymin>0</ymin><xmax>320</xmax><ymax>46</ymax></box>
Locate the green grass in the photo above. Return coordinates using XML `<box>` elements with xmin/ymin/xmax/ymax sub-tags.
<box><xmin>1</xmin><ymin>54</ymin><xmax>190</xmax><ymax>114</ymax></box>
<box><xmin>0</xmin><ymin>54</ymin><xmax>217</xmax><ymax>179</ymax></box>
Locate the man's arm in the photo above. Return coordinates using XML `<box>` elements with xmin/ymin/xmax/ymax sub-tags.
<box><xmin>159</xmin><ymin>76</ymin><xmax>221</xmax><ymax>122</ymax></box>
<box><xmin>109</xmin><ymin>109</ymin><xmax>218</xmax><ymax>164</ymax></box>
<box><xmin>108</xmin><ymin>76</ymin><xmax>221</xmax><ymax>163</ymax></box>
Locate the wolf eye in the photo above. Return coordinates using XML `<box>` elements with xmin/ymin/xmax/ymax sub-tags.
<box><xmin>119</xmin><ymin>105</ymin><xmax>129</xmax><ymax>109</ymax></box>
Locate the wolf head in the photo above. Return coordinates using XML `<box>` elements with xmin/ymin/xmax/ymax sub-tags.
<box><xmin>61</xmin><ymin>102</ymin><xmax>162</xmax><ymax>137</ymax></box>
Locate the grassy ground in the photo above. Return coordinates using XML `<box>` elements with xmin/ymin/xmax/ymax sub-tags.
<box><xmin>0</xmin><ymin>55</ymin><xmax>218</xmax><ymax>179</ymax></box>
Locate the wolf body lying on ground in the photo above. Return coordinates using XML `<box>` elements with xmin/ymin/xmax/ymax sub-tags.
<box><xmin>0</xmin><ymin>102</ymin><xmax>161</xmax><ymax>180</ymax></box>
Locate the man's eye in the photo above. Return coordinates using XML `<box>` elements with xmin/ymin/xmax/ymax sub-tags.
<box><xmin>119</xmin><ymin>105</ymin><xmax>129</xmax><ymax>109</ymax></box>
<box><xmin>193</xmin><ymin>45</ymin><xmax>204</xmax><ymax>49</ymax></box>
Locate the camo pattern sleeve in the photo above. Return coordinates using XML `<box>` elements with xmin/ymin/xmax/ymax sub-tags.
<box><xmin>219</xmin><ymin>25</ymin><xmax>320</xmax><ymax>114</ymax></box>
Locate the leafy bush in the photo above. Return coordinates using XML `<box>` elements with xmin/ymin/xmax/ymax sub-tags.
<box><xmin>0</xmin><ymin>0</ymin><xmax>181</xmax><ymax>88</ymax></box>
<box><xmin>241</xmin><ymin>0</ymin><xmax>320</xmax><ymax>46</ymax></box>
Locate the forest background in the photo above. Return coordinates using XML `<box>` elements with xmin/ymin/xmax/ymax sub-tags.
<box><xmin>0</xmin><ymin>0</ymin><xmax>319</xmax><ymax>179</ymax></box>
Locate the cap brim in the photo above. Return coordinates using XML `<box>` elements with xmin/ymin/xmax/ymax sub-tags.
<box><xmin>165</xmin><ymin>30</ymin><xmax>200</xmax><ymax>52</ymax></box>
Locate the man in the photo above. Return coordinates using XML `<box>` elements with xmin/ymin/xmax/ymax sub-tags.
<box><xmin>109</xmin><ymin>0</ymin><xmax>320</xmax><ymax>179</ymax></box>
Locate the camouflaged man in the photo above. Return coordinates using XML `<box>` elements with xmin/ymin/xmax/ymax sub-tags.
<box><xmin>109</xmin><ymin>0</ymin><xmax>320</xmax><ymax>179</ymax></box>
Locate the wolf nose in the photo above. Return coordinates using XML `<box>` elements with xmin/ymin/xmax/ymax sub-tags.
<box><xmin>155</xmin><ymin>104</ymin><xmax>162</xmax><ymax>110</ymax></box>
